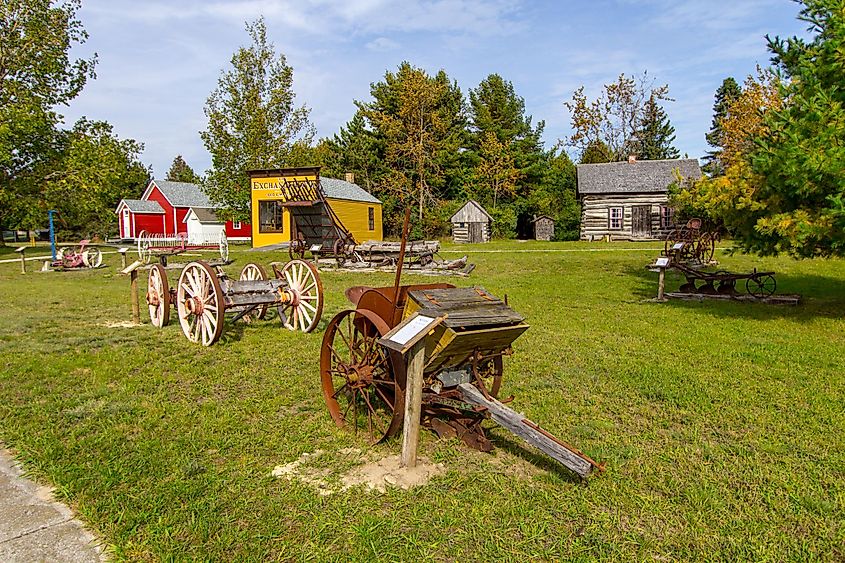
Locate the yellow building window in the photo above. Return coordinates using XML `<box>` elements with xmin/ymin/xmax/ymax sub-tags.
<box><xmin>259</xmin><ymin>200</ymin><xmax>285</xmax><ymax>233</ymax></box>
<box><xmin>368</xmin><ymin>207</ymin><xmax>375</xmax><ymax>231</ymax></box>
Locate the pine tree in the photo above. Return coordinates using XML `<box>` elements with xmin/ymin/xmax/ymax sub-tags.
<box><xmin>702</xmin><ymin>77</ymin><xmax>741</xmax><ymax>175</ymax></box>
<box><xmin>165</xmin><ymin>155</ymin><xmax>200</xmax><ymax>183</ymax></box>
<box><xmin>633</xmin><ymin>95</ymin><xmax>679</xmax><ymax>160</ymax></box>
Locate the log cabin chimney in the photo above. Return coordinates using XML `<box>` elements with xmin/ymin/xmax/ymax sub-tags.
<box><xmin>344</xmin><ymin>172</ymin><xmax>355</xmax><ymax>184</ymax></box>
<box><xmin>628</xmin><ymin>155</ymin><xmax>637</xmax><ymax>164</ymax></box>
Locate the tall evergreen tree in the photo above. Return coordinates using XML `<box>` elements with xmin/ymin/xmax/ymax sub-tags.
<box><xmin>702</xmin><ymin>77</ymin><xmax>742</xmax><ymax>175</ymax></box>
<box><xmin>200</xmin><ymin>18</ymin><xmax>314</xmax><ymax>222</ymax></box>
<box><xmin>633</xmin><ymin>94</ymin><xmax>680</xmax><ymax>160</ymax></box>
<box><xmin>165</xmin><ymin>155</ymin><xmax>201</xmax><ymax>183</ymax></box>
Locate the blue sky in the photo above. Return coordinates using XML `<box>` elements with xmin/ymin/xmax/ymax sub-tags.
<box><xmin>62</xmin><ymin>0</ymin><xmax>808</xmax><ymax>178</ymax></box>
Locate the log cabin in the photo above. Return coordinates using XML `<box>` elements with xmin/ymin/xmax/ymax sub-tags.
<box><xmin>577</xmin><ymin>156</ymin><xmax>702</xmax><ymax>241</ymax></box>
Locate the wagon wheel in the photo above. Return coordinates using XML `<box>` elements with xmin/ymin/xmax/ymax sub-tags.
<box><xmin>320</xmin><ymin>308</ymin><xmax>406</xmax><ymax>443</ymax></box>
<box><xmin>696</xmin><ymin>232</ymin><xmax>716</xmax><ymax>263</ymax></box>
<box><xmin>276</xmin><ymin>259</ymin><xmax>323</xmax><ymax>332</ymax></box>
<box><xmin>471</xmin><ymin>353</ymin><xmax>503</xmax><ymax>398</ymax></box>
<box><xmin>146</xmin><ymin>263</ymin><xmax>170</xmax><ymax>327</ymax></box>
<box><xmin>664</xmin><ymin>229</ymin><xmax>682</xmax><ymax>256</ymax></box>
<box><xmin>82</xmin><ymin>247</ymin><xmax>102</xmax><ymax>268</ymax></box>
<box><xmin>333</xmin><ymin>238</ymin><xmax>347</xmax><ymax>266</ymax></box>
<box><xmin>176</xmin><ymin>261</ymin><xmax>225</xmax><ymax>346</ymax></box>
<box><xmin>218</xmin><ymin>231</ymin><xmax>229</xmax><ymax>262</ymax></box>
<box><xmin>289</xmin><ymin>236</ymin><xmax>306</xmax><ymax>261</ymax></box>
<box><xmin>137</xmin><ymin>231</ymin><xmax>151</xmax><ymax>263</ymax></box>
<box><xmin>56</xmin><ymin>247</ymin><xmax>66</xmax><ymax>262</ymax></box>
<box><xmin>746</xmin><ymin>274</ymin><xmax>776</xmax><ymax>298</ymax></box>
<box><xmin>238</xmin><ymin>262</ymin><xmax>268</xmax><ymax>322</ymax></box>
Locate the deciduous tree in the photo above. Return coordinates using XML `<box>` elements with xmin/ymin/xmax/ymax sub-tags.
<box><xmin>564</xmin><ymin>72</ymin><xmax>671</xmax><ymax>162</ymax></box>
<box><xmin>200</xmin><ymin>18</ymin><xmax>314</xmax><ymax>222</ymax></box>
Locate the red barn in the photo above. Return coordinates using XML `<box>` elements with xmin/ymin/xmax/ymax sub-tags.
<box><xmin>115</xmin><ymin>179</ymin><xmax>251</xmax><ymax>241</ymax></box>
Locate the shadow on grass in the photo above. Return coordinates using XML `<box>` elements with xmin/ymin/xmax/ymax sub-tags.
<box><xmin>623</xmin><ymin>263</ymin><xmax>845</xmax><ymax>320</ymax></box>
<box><xmin>487</xmin><ymin>429</ymin><xmax>586</xmax><ymax>484</ymax></box>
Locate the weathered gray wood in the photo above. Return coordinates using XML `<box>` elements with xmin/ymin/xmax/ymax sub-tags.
<box><xmin>657</xmin><ymin>267</ymin><xmax>666</xmax><ymax>301</ymax></box>
<box><xmin>458</xmin><ymin>383</ymin><xmax>594</xmax><ymax>479</ymax></box>
<box><xmin>402</xmin><ymin>340</ymin><xmax>426</xmax><ymax>468</ymax></box>
<box><xmin>130</xmin><ymin>270</ymin><xmax>140</xmax><ymax>324</ymax></box>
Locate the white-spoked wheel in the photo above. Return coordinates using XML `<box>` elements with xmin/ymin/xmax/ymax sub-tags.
<box><xmin>176</xmin><ymin>261</ymin><xmax>225</xmax><ymax>346</ymax></box>
<box><xmin>56</xmin><ymin>247</ymin><xmax>66</xmax><ymax>262</ymax></box>
<box><xmin>147</xmin><ymin>263</ymin><xmax>170</xmax><ymax>327</ymax></box>
<box><xmin>276</xmin><ymin>259</ymin><xmax>323</xmax><ymax>332</ymax></box>
<box><xmin>219</xmin><ymin>231</ymin><xmax>229</xmax><ymax>262</ymax></box>
<box><xmin>238</xmin><ymin>262</ymin><xmax>269</xmax><ymax>322</ymax></box>
<box><xmin>82</xmin><ymin>247</ymin><xmax>102</xmax><ymax>268</ymax></box>
<box><xmin>137</xmin><ymin>231</ymin><xmax>151</xmax><ymax>263</ymax></box>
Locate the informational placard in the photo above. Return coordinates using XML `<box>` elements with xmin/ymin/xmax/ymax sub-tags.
<box><xmin>655</xmin><ymin>257</ymin><xmax>670</xmax><ymax>267</ymax></box>
<box><xmin>672</xmin><ymin>242</ymin><xmax>685</xmax><ymax>250</ymax></box>
<box><xmin>15</xmin><ymin>246</ymin><xmax>26</xmax><ymax>253</ymax></box>
<box><xmin>378</xmin><ymin>313</ymin><xmax>444</xmax><ymax>353</ymax></box>
<box><xmin>310</xmin><ymin>244</ymin><xmax>322</xmax><ymax>252</ymax></box>
<box><xmin>121</xmin><ymin>260</ymin><xmax>143</xmax><ymax>275</ymax></box>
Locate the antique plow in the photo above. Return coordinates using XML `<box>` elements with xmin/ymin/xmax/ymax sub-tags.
<box><xmin>319</xmin><ymin>211</ymin><xmax>602</xmax><ymax>478</ymax></box>
<box><xmin>663</xmin><ymin>218</ymin><xmax>718</xmax><ymax>263</ymax></box>
<box><xmin>146</xmin><ymin>259</ymin><xmax>323</xmax><ymax>346</ymax></box>
<box><xmin>53</xmin><ymin>239</ymin><xmax>102</xmax><ymax>269</ymax></box>
<box><xmin>671</xmin><ymin>260</ymin><xmax>777</xmax><ymax>298</ymax></box>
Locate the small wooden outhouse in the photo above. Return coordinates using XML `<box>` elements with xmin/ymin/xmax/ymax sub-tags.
<box><xmin>450</xmin><ymin>200</ymin><xmax>492</xmax><ymax>243</ymax></box>
<box><xmin>531</xmin><ymin>215</ymin><xmax>554</xmax><ymax>241</ymax></box>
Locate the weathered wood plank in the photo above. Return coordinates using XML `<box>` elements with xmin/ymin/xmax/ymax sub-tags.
<box><xmin>457</xmin><ymin>383</ymin><xmax>594</xmax><ymax>479</ymax></box>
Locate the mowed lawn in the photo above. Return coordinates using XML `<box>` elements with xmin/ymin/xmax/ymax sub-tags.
<box><xmin>0</xmin><ymin>241</ymin><xmax>843</xmax><ymax>561</ymax></box>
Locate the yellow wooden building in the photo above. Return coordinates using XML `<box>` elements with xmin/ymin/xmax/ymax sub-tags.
<box><xmin>248</xmin><ymin>167</ymin><xmax>383</xmax><ymax>248</ymax></box>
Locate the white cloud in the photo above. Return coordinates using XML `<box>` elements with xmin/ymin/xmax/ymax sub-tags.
<box><xmin>366</xmin><ymin>37</ymin><xmax>400</xmax><ymax>51</ymax></box>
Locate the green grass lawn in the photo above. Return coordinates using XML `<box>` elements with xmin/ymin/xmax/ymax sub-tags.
<box><xmin>1</xmin><ymin>241</ymin><xmax>843</xmax><ymax>561</ymax></box>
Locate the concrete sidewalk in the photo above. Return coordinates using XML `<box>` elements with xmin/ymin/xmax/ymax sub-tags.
<box><xmin>0</xmin><ymin>448</ymin><xmax>105</xmax><ymax>562</ymax></box>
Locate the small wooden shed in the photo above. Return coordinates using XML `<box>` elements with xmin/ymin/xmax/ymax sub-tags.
<box><xmin>450</xmin><ymin>200</ymin><xmax>492</xmax><ymax>243</ymax></box>
<box><xmin>531</xmin><ymin>215</ymin><xmax>554</xmax><ymax>241</ymax></box>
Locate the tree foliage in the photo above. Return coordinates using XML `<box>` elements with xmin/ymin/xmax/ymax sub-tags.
<box><xmin>475</xmin><ymin>131</ymin><xmax>519</xmax><ymax>208</ymax></box>
<box><xmin>0</xmin><ymin>0</ymin><xmax>97</xmax><ymax>232</ymax></box>
<box><xmin>201</xmin><ymin>17</ymin><xmax>314</xmax><ymax>222</ymax></box>
<box><xmin>166</xmin><ymin>155</ymin><xmax>201</xmax><ymax>183</ymax></box>
<box><xmin>702</xmin><ymin>77</ymin><xmax>742</xmax><ymax>175</ymax></box>
<box><xmin>356</xmin><ymin>62</ymin><xmax>467</xmax><ymax>230</ymax></box>
<box><xmin>564</xmin><ymin>72</ymin><xmax>671</xmax><ymax>162</ymax></box>
<box><xmin>632</xmin><ymin>94</ymin><xmax>679</xmax><ymax>160</ymax></box>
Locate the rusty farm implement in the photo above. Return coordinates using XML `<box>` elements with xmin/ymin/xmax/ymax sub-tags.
<box><xmin>53</xmin><ymin>239</ymin><xmax>102</xmax><ymax>269</ymax></box>
<box><xmin>146</xmin><ymin>259</ymin><xmax>323</xmax><ymax>345</ymax></box>
<box><xmin>663</xmin><ymin>218</ymin><xmax>718</xmax><ymax>264</ymax></box>
<box><xmin>319</xmin><ymin>211</ymin><xmax>602</xmax><ymax>479</ymax></box>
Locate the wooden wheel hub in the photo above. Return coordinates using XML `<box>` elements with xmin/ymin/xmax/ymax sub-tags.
<box><xmin>185</xmin><ymin>296</ymin><xmax>204</xmax><ymax>316</ymax></box>
<box><xmin>146</xmin><ymin>291</ymin><xmax>160</xmax><ymax>306</ymax></box>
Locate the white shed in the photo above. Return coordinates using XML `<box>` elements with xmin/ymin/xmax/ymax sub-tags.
<box><xmin>184</xmin><ymin>207</ymin><xmax>225</xmax><ymax>244</ymax></box>
<box><xmin>450</xmin><ymin>200</ymin><xmax>493</xmax><ymax>243</ymax></box>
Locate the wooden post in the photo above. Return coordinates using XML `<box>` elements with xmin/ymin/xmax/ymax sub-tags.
<box><xmin>657</xmin><ymin>267</ymin><xmax>666</xmax><ymax>301</ymax></box>
<box><xmin>130</xmin><ymin>270</ymin><xmax>140</xmax><ymax>324</ymax></box>
<box><xmin>401</xmin><ymin>339</ymin><xmax>426</xmax><ymax>468</ymax></box>
<box><xmin>118</xmin><ymin>247</ymin><xmax>129</xmax><ymax>269</ymax></box>
<box><xmin>15</xmin><ymin>246</ymin><xmax>26</xmax><ymax>274</ymax></box>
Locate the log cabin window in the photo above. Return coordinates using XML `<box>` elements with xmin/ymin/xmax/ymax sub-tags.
<box><xmin>660</xmin><ymin>206</ymin><xmax>673</xmax><ymax>229</ymax></box>
<box><xmin>368</xmin><ymin>207</ymin><xmax>374</xmax><ymax>231</ymax></box>
<box><xmin>608</xmin><ymin>207</ymin><xmax>623</xmax><ymax>230</ymax></box>
<box><xmin>258</xmin><ymin>200</ymin><xmax>284</xmax><ymax>233</ymax></box>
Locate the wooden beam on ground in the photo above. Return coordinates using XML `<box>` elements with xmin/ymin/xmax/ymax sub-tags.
<box><xmin>664</xmin><ymin>292</ymin><xmax>800</xmax><ymax>305</ymax></box>
<box><xmin>458</xmin><ymin>383</ymin><xmax>596</xmax><ymax>479</ymax></box>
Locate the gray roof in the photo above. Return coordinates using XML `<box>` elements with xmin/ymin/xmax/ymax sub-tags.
<box><xmin>577</xmin><ymin>158</ymin><xmax>702</xmax><ymax>195</ymax></box>
<box><xmin>450</xmin><ymin>200</ymin><xmax>492</xmax><ymax>222</ymax></box>
<box><xmin>322</xmin><ymin>177</ymin><xmax>381</xmax><ymax>204</ymax></box>
<box><xmin>186</xmin><ymin>207</ymin><xmax>222</xmax><ymax>223</ymax></box>
<box><xmin>118</xmin><ymin>199</ymin><xmax>164</xmax><ymax>214</ymax></box>
<box><xmin>152</xmin><ymin>180</ymin><xmax>213</xmax><ymax>208</ymax></box>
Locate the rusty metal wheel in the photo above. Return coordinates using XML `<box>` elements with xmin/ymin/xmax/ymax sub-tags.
<box><xmin>238</xmin><ymin>262</ymin><xmax>269</xmax><ymax>322</ymax></box>
<box><xmin>176</xmin><ymin>261</ymin><xmax>225</xmax><ymax>346</ymax></box>
<box><xmin>320</xmin><ymin>309</ymin><xmax>406</xmax><ymax>443</ymax></box>
<box><xmin>147</xmin><ymin>263</ymin><xmax>170</xmax><ymax>327</ymax></box>
<box><xmin>276</xmin><ymin>259</ymin><xmax>323</xmax><ymax>332</ymax></box>
<box><xmin>289</xmin><ymin>238</ymin><xmax>306</xmax><ymax>261</ymax></box>
<box><xmin>696</xmin><ymin>232</ymin><xmax>716</xmax><ymax>263</ymax></box>
<box><xmin>746</xmin><ymin>274</ymin><xmax>776</xmax><ymax>298</ymax></box>
<box><xmin>82</xmin><ymin>247</ymin><xmax>102</xmax><ymax>268</ymax></box>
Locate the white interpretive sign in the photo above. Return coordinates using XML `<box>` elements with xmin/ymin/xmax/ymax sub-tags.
<box><xmin>672</xmin><ymin>242</ymin><xmax>685</xmax><ymax>250</ymax></box>
<box><xmin>655</xmin><ymin>257</ymin><xmax>670</xmax><ymax>267</ymax></box>
<box><xmin>378</xmin><ymin>313</ymin><xmax>445</xmax><ymax>353</ymax></box>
